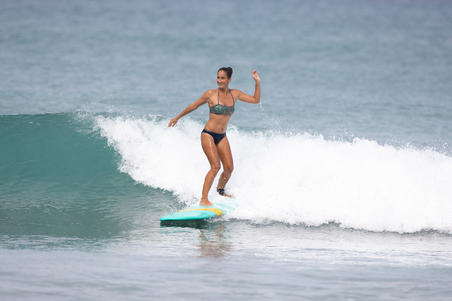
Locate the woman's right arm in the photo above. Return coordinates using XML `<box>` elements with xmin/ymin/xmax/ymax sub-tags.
<box><xmin>168</xmin><ymin>90</ymin><xmax>210</xmax><ymax>127</ymax></box>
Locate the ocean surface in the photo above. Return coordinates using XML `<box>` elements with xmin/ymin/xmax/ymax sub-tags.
<box><xmin>1</xmin><ymin>0</ymin><xmax>452</xmax><ymax>300</ymax></box>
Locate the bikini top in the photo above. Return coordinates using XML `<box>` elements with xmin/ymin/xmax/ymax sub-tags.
<box><xmin>209</xmin><ymin>89</ymin><xmax>235</xmax><ymax>115</ymax></box>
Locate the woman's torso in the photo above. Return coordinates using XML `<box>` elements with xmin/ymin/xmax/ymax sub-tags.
<box><xmin>204</xmin><ymin>89</ymin><xmax>237</xmax><ymax>133</ymax></box>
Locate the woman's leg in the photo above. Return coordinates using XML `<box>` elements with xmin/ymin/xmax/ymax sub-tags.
<box><xmin>216</xmin><ymin>137</ymin><xmax>234</xmax><ymax>196</ymax></box>
<box><xmin>200</xmin><ymin>132</ymin><xmax>221</xmax><ymax>206</ymax></box>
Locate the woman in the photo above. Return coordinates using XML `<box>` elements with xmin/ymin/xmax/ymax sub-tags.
<box><xmin>168</xmin><ymin>67</ymin><xmax>261</xmax><ymax>206</ymax></box>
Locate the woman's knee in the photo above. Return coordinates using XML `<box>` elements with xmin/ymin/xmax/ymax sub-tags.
<box><xmin>223</xmin><ymin>164</ymin><xmax>234</xmax><ymax>174</ymax></box>
<box><xmin>210</xmin><ymin>163</ymin><xmax>221</xmax><ymax>174</ymax></box>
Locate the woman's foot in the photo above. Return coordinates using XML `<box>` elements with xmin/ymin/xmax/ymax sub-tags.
<box><xmin>200</xmin><ymin>198</ymin><xmax>213</xmax><ymax>206</ymax></box>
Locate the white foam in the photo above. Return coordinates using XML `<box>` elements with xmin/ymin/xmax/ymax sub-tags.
<box><xmin>96</xmin><ymin>116</ymin><xmax>452</xmax><ymax>234</ymax></box>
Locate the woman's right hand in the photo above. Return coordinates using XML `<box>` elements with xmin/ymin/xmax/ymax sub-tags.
<box><xmin>168</xmin><ymin>117</ymin><xmax>179</xmax><ymax>127</ymax></box>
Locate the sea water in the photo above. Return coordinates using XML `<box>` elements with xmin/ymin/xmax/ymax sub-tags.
<box><xmin>1</xmin><ymin>0</ymin><xmax>452</xmax><ymax>300</ymax></box>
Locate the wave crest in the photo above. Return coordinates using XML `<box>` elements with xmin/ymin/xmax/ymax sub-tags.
<box><xmin>96</xmin><ymin>115</ymin><xmax>452</xmax><ymax>234</ymax></box>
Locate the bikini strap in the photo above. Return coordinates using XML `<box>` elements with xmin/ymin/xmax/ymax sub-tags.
<box><xmin>217</xmin><ymin>88</ymin><xmax>235</xmax><ymax>105</ymax></box>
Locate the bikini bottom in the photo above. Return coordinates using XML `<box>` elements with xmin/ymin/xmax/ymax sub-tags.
<box><xmin>202</xmin><ymin>129</ymin><xmax>226</xmax><ymax>145</ymax></box>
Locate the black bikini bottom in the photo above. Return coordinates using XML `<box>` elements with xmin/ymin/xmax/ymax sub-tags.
<box><xmin>202</xmin><ymin>129</ymin><xmax>226</xmax><ymax>145</ymax></box>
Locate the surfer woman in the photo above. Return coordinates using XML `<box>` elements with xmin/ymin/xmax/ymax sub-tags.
<box><xmin>168</xmin><ymin>67</ymin><xmax>261</xmax><ymax>206</ymax></box>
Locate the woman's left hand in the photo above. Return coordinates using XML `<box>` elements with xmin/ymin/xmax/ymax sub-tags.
<box><xmin>252</xmin><ymin>70</ymin><xmax>261</xmax><ymax>83</ymax></box>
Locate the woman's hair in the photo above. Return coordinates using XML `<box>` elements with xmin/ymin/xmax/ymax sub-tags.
<box><xmin>218</xmin><ymin>67</ymin><xmax>233</xmax><ymax>79</ymax></box>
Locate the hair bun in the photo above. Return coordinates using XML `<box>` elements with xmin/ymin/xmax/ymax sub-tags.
<box><xmin>218</xmin><ymin>67</ymin><xmax>233</xmax><ymax>78</ymax></box>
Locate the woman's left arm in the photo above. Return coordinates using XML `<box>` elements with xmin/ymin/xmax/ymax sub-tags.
<box><xmin>237</xmin><ymin>70</ymin><xmax>261</xmax><ymax>104</ymax></box>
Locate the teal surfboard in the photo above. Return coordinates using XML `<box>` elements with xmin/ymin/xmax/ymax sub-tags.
<box><xmin>160</xmin><ymin>200</ymin><xmax>238</xmax><ymax>226</ymax></box>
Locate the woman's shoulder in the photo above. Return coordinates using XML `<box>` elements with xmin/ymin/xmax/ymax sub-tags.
<box><xmin>230</xmin><ymin>89</ymin><xmax>242</xmax><ymax>98</ymax></box>
<box><xmin>199</xmin><ymin>89</ymin><xmax>215</xmax><ymax>99</ymax></box>
<box><xmin>199</xmin><ymin>89</ymin><xmax>216</xmax><ymax>104</ymax></box>
<box><xmin>203</xmin><ymin>89</ymin><xmax>216</xmax><ymax>96</ymax></box>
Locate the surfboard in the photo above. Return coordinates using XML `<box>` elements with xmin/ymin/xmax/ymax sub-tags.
<box><xmin>160</xmin><ymin>199</ymin><xmax>238</xmax><ymax>226</ymax></box>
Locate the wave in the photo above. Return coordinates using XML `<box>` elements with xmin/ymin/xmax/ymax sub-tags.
<box><xmin>0</xmin><ymin>113</ymin><xmax>155</xmax><ymax>238</ymax></box>
<box><xmin>96</xmin><ymin>115</ymin><xmax>452</xmax><ymax>234</ymax></box>
<box><xmin>1</xmin><ymin>113</ymin><xmax>451</xmax><ymax>236</ymax></box>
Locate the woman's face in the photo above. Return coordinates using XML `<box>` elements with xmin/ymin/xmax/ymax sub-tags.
<box><xmin>217</xmin><ymin>71</ymin><xmax>231</xmax><ymax>89</ymax></box>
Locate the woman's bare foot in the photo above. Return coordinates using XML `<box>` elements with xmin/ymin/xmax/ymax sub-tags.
<box><xmin>199</xmin><ymin>198</ymin><xmax>213</xmax><ymax>206</ymax></box>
